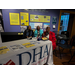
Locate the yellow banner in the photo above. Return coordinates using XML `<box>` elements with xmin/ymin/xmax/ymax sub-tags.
<box><xmin>30</xmin><ymin>14</ymin><xmax>50</xmax><ymax>22</ymax></box>
<box><xmin>20</xmin><ymin>12</ymin><xmax>29</xmax><ymax>26</ymax></box>
<box><xmin>9</xmin><ymin>13</ymin><xmax>20</xmax><ymax>25</ymax></box>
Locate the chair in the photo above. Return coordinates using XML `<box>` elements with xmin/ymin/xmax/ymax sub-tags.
<box><xmin>57</xmin><ymin>35</ymin><xmax>75</xmax><ymax>59</ymax></box>
<box><xmin>61</xmin><ymin>31</ymin><xmax>69</xmax><ymax>44</ymax></box>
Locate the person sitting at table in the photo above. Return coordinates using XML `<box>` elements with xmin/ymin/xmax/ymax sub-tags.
<box><xmin>34</xmin><ymin>26</ymin><xmax>43</xmax><ymax>37</ymax></box>
<box><xmin>23</xmin><ymin>26</ymin><xmax>34</xmax><ymax>38</ymax></box>
<box><xmin>42</xmin><ymin>26</ymin><xmax>56</xmax><ymax>50</ymax></box>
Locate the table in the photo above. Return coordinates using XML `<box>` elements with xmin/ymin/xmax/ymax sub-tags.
<box><xmin>0</xmin><ymin>38</ymin><xmax>53</xmax><ymax>65</ymax></box>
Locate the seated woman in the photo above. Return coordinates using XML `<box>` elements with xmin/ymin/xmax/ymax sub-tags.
<box><xmin>23</xmin><ymin>26</ymin><xmax>34</xmax><ymax>38</ymax></box>
<box><xmin>42</xmin><ymin>27</ymin><xmax>56</xmax><ymax>50</ymax></box>
<box><xmin>34</xmin><ymin>26</ymin><xmax>43</xmax><ymax>37</ymax></box>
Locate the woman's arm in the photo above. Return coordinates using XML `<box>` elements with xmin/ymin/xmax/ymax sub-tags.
<box><xmin>34</xmin><ymin>30</ymin><xmax>37</xmax><ymax>37</ymax></box>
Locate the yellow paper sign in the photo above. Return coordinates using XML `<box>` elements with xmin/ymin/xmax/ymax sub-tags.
<box><xmin>30</xmin><ymin>14</ymin><xmax>50</xmax><ymax>22</ymax></box>
<box><xmin>18</xmin><ymin>33</ymin><xmax>23</xmax><ymax>35</ymax></box>
<box><xmin>20</xmin><ymin>12</ymin><xmax>29</xmax><ymax>26</ymax></box>
<box><xmin>22</xmin><ymin>42</ymin><xmax>35</xmax><ymax>48</ymax></box>
<box><xmin>9</xmin><ymin>13</ymin><xmax>20</xmax><ymax>25</ymax></box>
<box><xmin>0</xmin><ymin>46</ymin><xmax>10</xmax><ymax>54</ymax></box>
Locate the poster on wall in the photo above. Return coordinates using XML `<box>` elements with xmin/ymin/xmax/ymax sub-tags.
<box><xmin>52</xmin><ymin>16</ymin><xmax>57</xmax><ymax>24</ymax></box>
<box><xmin>9</xmin><ymin>13</ymin><xmax>20</xmax><ymax>25</ymax></box>
<box><xmin>20</xmin><ymin>26</ymin><xmax>27</xmax><ymax>32</ymax></box>
<box><xmin>44</xmin><ymin>23</ymin><xmax>50</xmax><ymax>28</ymax></box>
<box><xmin>30</xmin><ymin>14</ymin><xmax>50</xmax><ymax>22</ymax></box>
<box><xmin>20</xmin><ymin>12</ymin><xmax>29</xmax><ymax>26</ymax></box>
<box><xmin>30</xmin><ymin>22</ymin><xmax>42</xmax><ymax>29</ymax></box>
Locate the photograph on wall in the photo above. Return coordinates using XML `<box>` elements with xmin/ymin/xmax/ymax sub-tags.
<box><xmin>0</xmin><ymin>11</ymin><xmax>4</xmax><ymax>32</ymax></box>
<box><xmin>9</xmin><ymin>13</ymin><xmax>20</xmax><ymax>25</ymax></box>
<box><xmin>20</xmin><ymin>12</ymin><xmax>29</xmax><ymax>26</ymax></box>
<box><xmin>20</xmin><ymin>26</ymin><xmax>27</xmax><ymax>32</ymax></box>
<box><xmin>44</xmin><ymin>23</ymin><xmax>50</xmax><ymax>28</ymax></box>
<box><xmin>52</xmin><ymin>16</ymin><xmax>57</xmax><ymax>24</ymax></box>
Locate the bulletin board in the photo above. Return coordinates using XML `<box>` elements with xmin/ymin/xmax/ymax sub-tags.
<box><xmin>30</xmin><ymin>14</ymin><xmax>50</xmax><ymax>22</ymax></box>
<box><xmin>9</xmin><ymin>13</ymin><xmax>20</xmax><ymax>25</ymax></box>
<box><xmin>20</xmin><ymin>12</ymin><xmax>29</xmax><ymax>26</ymax></box>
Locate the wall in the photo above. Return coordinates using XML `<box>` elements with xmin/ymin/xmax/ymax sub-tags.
<box><xmin>2</xmin><ymin>9</ymin><xmax>75</xmax><ymax>32</ymax></box>
<box><xmin>2</xmin><ymin>9</ymin><xmax>60</xmax><ymax>32</ymax></box>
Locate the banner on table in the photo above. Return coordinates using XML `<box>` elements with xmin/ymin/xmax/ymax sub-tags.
<box><xmin>0</xmin><ymin>43</ymin><xmax>53</xmax><ymax>65</ymax></box>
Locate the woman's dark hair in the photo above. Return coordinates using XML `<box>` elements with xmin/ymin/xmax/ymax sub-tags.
<box><xmin>36</xmin><ymin>26</ymin><xmax>40</xmax><ymax>30</ymax></box>
<box><xmin>27</xmin><ymin>26</ymin><xmax>31</xmax><ymax>30</ymax></box>
<box><xmin>46</xmin><ymin>26</ymin><xmax>50</xmax><ymax>30</ymax></box>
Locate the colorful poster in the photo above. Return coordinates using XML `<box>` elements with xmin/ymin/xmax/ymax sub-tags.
<box><xmin>0</xmin><ymin>46</ymin><xmax>10</xmax><ymax>54</ymax></box>
<box><xmin>52</xmin><ymin>17</ymin><xmax>57</xmax><ymax>24</ymax></box>
<box><xmin>9</xmin><ymin>13</ymin><xmax>20</xmax><ymax>25</ymax></box>
<box><xmin>20</xmin><ymin>12</ymin><xmax>29</xmax><ymax>26</ymax></box>
<box><xmin>20</xmin><ymin>26</ymin><xmax>27</xmax><ymax>32</ymax></box>
<box><xmin>30</xmin><ymin>14</ymin><xmax>50</xmax><ymax>22</ymax></box>
<box><xmin>44</xmin><ymin>23</ymin><xmax>50</xmax><ymax>28</ymax></box>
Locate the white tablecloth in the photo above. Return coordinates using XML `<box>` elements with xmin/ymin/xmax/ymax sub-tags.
<box><xmin>0</xmin><ymin>38</ymin><xmax>53</xmax><ymax>65</ymax></box>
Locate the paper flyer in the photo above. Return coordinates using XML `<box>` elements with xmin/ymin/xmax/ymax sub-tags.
<box><xmin>9</xmin><ymin>13</ymin><xmax>20</xmax><ymax>25</ymax></box>
<box><xmin>22</xmin><ymin>42</ymin><xmax>35</xmax><ymax>48</ymax></box>
<box><xmin>10</xmin><ymin>45</ymin><xmax>24</xmax><ymax>51</ymax></box>
<box><xmin>0</xmin><ymin>46</ymin><xmax>10</xmax><ymax>54</ymax></box>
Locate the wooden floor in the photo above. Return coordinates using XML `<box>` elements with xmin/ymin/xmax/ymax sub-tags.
<box><xmin>53</xmin><ymin>48</ymin><xmax>75</xmax><ymax>65</ymax></box>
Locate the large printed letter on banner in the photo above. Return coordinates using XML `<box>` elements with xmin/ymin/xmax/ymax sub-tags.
<box><xmin>43</xmin><ymin>45</ymin><xmax>48</xmax><ymax>57</ymax></box>
<box><xmin>32</xmin><ymin>46</ymin><xmax>43</xmax><ymax>63</ymax></box>
<box><xmin>17</xmin><ymin>52</ymin><xmax>32</xmax><ymax>65</ymax></box>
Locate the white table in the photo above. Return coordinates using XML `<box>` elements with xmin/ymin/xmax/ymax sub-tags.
<box><xmin>0</xmin><ymin>38</ymin><xmax>53</xmax><ymax>65</ymax></box>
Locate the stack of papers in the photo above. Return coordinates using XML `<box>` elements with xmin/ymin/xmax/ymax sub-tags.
<box><xmin>10</xmin><ymin>45</ymin><xmax>24</xmax><ymax>51</ymax></box>
<box><xmin>0</xmin><ymin>46</ymin><xmax>10</xmax><ymax>54</ymax></box>
<box><xmin>22</xmin><ymin>42</ymin><xmax>35</xmax><ymax>48</ymax></box>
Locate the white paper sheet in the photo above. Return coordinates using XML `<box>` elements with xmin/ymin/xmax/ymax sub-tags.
<box><xmin>20</xmin><ymin>26</ymin><xmax>27</xmax><ymax>32</ymax></box>
<box><xmin>34</xmin><ymin>23</ymin><xmax>42</xmax><ymax>28</ymax></box>
<box><xmin>53</xmin><ymin>25</ymin><xmax>55</xmax><ymax>28</ymax></box>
